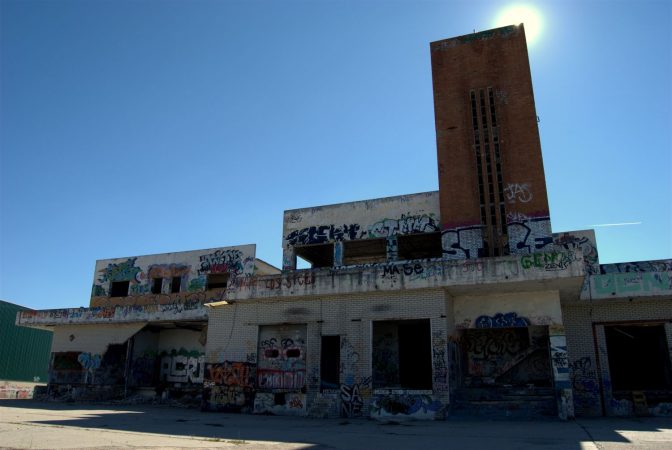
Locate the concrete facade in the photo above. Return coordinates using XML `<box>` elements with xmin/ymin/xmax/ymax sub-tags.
<box><xmin>15</xmin><ymin>25</ymin><xmax>671</xmax><ymax>420</ymax></box>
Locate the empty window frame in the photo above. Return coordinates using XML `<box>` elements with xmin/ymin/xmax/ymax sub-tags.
<box><xmin>109</xmin><ymin>281</ymin><xmax>130</xmax><ymax>297</ymax></box>
<box><xmin>320</xmin><ymin>335</ymin><xmax>340</xmax><ymax>392</ymax></box>
<box><xmin>151</xmin><ymin>278</ymin><xmax>163</xmax><ymax>294</ymax></box>
<box><xmin>397</xmin><ymin>232</ymin><xmax>442</xmax><ymax>260</ymax></box>
<box><xmin>294</xmin><ymin>243</ymin><xmax>334</xmax><ymax>268</ymax></box>
<box><xmin>206</xmin><ymin>273</ymin><xmax>229</xmax><ymax>290</ymax></box>
<box><xmin>372</xmin><ymin>319</ymin><xmax>432</xmax><ymax>390</ymax></box>
<box><xmin>171</xmin><ymin>277</ymin><xmax>181</xmax><ymax>293</ymax></box>
<box><xmin>605</xmin><ymin>324</ymin><xmax>672</xmax><ymax>391</ymax></box>
<box><xmin>342</xmin><ymin>238</ymin><xmax>386</xmax><ymax>265</ymax></box>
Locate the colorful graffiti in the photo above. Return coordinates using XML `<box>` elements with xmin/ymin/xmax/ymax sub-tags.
<box><xmin>371</xmin><ymin>394</ymin><xmax>443</xmax><ymax>419</ymax></box>
<box><xmin>474</xmin><ymin>313</ymin><xmax>530</xmax><ymax>328</ymax></box>
<box><xmin>203</xmin><ymin>361</ymin><xmax>256</xmax><ymax>412</ymax></box>
<box><xmin>589</xmin><ymin>271</ymin><xmax>672</xmax><ymax>299</ymax></box>
<box><xmin>431</xmin><ymin>331</ymin><xmax>448</xmax><ymax>392</ymax></box>
<box><xmin>520</xmin><ymin>251</ymin><xmax>577</xmax><ymax>271</ymax></box>
<box><xmin>198</xmin><ymin>249</ymin><xmax>244</xmax><ymax>275</ymax></box>
<box><xmin>553</xmin><ymin>231</ymin><xmax>599</xmax><ymax>274</ymax></box>
<box><xmin>97</xmin><ymin>258</ymin><xmax>141</xmax><ymax>283</ymax></box>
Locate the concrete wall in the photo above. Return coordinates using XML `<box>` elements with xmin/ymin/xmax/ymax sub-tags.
<box><xmin>90</xmin><ymin>245</ymin><xmax>256</xmax><ymax>305</ymax></box>
<box><xmin>282</xmin><ymin>192</ymin><xmax>440</xmax><ymax>269</ymax></box>
<box><xmin>454</xmin><ymin>291</ymin><xmax>562</xmax><ymax>329</ymax></box>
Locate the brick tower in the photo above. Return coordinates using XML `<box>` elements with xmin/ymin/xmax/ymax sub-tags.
<box><xmin>431</xmin><ymin>25</ymin><xmax>552</xmax><ymax>259</ymax></box>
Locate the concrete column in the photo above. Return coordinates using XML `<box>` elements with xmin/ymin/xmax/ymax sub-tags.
<box><xmin>282</xmin><ymin>246</ymin><xmax>296</xmax><ymax>270</ymax></box>
<box><xmin>549</xmin><ymin>326</ymin><xmax>574</xmax><ymax>420</ymax></box>
<box><xmin>334</xmin><ymin>242</ymin><xmax>344</xmax><ymax>267</ymax></box>
<box><xmin>386</xmin><ymin>236</ymin><xmax>398</xmax><ymax>261</ymax></box>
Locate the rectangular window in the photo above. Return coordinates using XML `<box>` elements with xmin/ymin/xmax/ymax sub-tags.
<box><xmin>109</xmin><ymin>281</ymin><xmax>129</xmax><ymax>297</ymax></box>
<box><xmin>294</xmin><ymin>243</ymin><xmax>334</xmax><ymax>268</ymax></box>
<box><xmin>151</xmin><ymin>278</ymin><xmax>163</xmax><ymax>294</ymax></box>
<box><xmin>206</xmin><ymin>273</ymin><xmax>229</xmax><ymax>290</ymax></box>
<box><xmin>397</xmin><ymin>232</ymin><xmax>442</xmax><ymax>260</ymax></box>
<box><xmin>342</xmin><ymin>238</ymin><xmax>386</xmax><ymax>265</ymax></box>
<box><xmin>320</xmin><ymin>335</ymin><xmax>340</xmax><ymax>392</ymax></box>
<box><xmin>372</xmin><ymin>319</ymin><xmax>432</xmax><ymax>390</ymax></box>
<box><xmin>171</xmin><ymin>277</ymin><xmax>181</xmax><ymax>293</ymax></box>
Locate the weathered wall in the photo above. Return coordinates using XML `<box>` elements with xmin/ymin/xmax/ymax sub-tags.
<box><xmin>90</xmin><ymin>245</ymin><xmax>256</xmax><ymax>305</ymax></box>
<box><xmin>17</xmin><ymin>302</ymin><xmax>207</xmax><ymax>326</ymax></box>
<box><xmin>581</xmin><ymin>260</ymin><xmax>672</xmax><ymax>300</ymax></box>
<box><xmin>453</xmin><ymin>291</ymin><xmax>561</xmax><ymax>329</ymax></box>
<box><xmin>227</xmin><ymin>250</ymin><xmax>584</xmax><ymax>301</ymax></box>
<box><xmin>563</xmin><ymin>297</ymin><xmax>672</xmax><ymax>417</ymax></box>
<box><xmin>205</xmin><ymin>289</ymin><xmax>451</xmax><ymax>419</ymax></box>
<box><xmin>282</xmin><ymin>192</ymin><xmax>440</xmax><ymax>269</ymax></box>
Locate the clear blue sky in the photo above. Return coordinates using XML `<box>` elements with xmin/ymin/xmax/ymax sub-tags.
<box><xmin>1</xmin><ymin>0</ymin><xmax>670</xmax><ymax>310</ymax></box>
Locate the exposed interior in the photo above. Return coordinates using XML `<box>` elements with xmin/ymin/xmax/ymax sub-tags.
<box><xmin>342</xmin><ymin>239</ymin><xmax>387</xmax><ymax>265</ymax></box>
<box><xmin>397</xmin><ymin>232</ymin><xmax>443</xmax><ymax>260</ymax></box>
<box><xmin>294</xmin><ymin>244</ymin><xmax>333</xmax><ymax>268</ymax></box>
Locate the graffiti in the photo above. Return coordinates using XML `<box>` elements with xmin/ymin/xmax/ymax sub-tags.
<box><xmin>441</xmin><ymin>226</ymin><xmax>483</xmax><ymax>259</ymax></box>
<box><xmin>264</xmin><ymin>273</ymin><xmax>315</xmax><ymax>290</ymax></box>
<box><xmin>198</xmin><ymin>249</ymin><xmax>244</xmax><ymax>275</ymax></box>
<box><xmin>188</xmin><ymin>276</ymin><xmax>206</xmax><ymax>291</ymax></box>
<box><xmin>503</xmin><ymin>183</ymin><xmax>532</xmax><ymax>203</ymax></box>
<box><xmin>368</xmin><ymin>214</ymin><xmax>440</xmax><ymax>238</ymax></box>
<box><xmin>549</xmin><ymin>335</ymin><xmax>569</xmax><ymax>385</ymax></box>
<box><xmin>466</xmin><ymin>329</ymin><xmax>525</xmax><ymax>359</ymax></box>
<box><xmin>202</xmin><ymin>361</ymin><xmax>256</xmax><ymax>411</ymax></box>
<box><xmin>506</xmin><ymin>211</ymin><xmax>529</xmax><ymax>223</ymax></box>
<box><xmin>257</xmin><ymin>369</ymin><xmax>306</xmax><ymax>390</ymax></box>
<box><xmin>600</xmin><ymin>260</ymin><xmax>672</xmax><ymax>274</ymax></box>
<box><xmin>520</xmin><ymin>250</ymin><xmax>576</xmax><ymax>271</ymax></box>
<box><xmin>381</xmin><ymin>263</ymin><xmax>424</xmax><ymax>278</ymax></box>
<box><xmin>340</xmin><ymin>383</ymin><xmax>364</xmax><ymax>417</ymax></box>
<box><xmin>147</xmin><ymin>263</ymin><xmax>190</xmax><ymax>280</ymax></box>
<box><xmin>570</xmin><ymin>357</ymin><xmax>597</xmax><ymax>391</ymax></box>
<box><xmin>131</xmin><ymin>355</ymin><xmax>157</xmax><ymax>387</ymax></box>
<box><xmin>77</xmin><ymin>352</ymin><xmax>102</xmax><ymax>371</ymax></box>
<box><xmin>508</xmin><ymin>217</ymin><xmax>552</xmax><ymax>254</ymax></box>
<box><xmin>474</xmin><ymin>312</ymin><xmax>530</xmax><ymax>328</ymax></box>
<box><xmin>589</xmin><ymin>271</ymin><xmax>672</xmax><ymax>298</ymax></box>
<box><xmin>340</xmin><ymin>338</ymin><xmax>359</xmax><ymax>385</ymax></box>
<box><xmin>158</xmin><ymin>349</ymin><xmax>205</xmax><ymax>384</ymax></box>
<box><xmin>286</xmin><ymin>224</ymin><xmax>363</xmax><ymax>246</ymax></box>
<box><xmin>287</xmin><ymin>212</ymin><xmax>302</xmax><ymax>223</ymax></box>
<box><xmin>432</xmin><ymin>331</ymin><xmax>448</xmax><ymax>391</ymax></box>
<box><xmin>288</xmin><ymin>394</ymin><xmax>304</xmax><ymax>409</ymax></box>
<box><xmin>553</xmin><ymin>231</ymin><xmax>599</xmax><ymax>274</ymax></box>
<box><xmin>91</xmin><ymin>284</ymin><xmax>106</xmax><ymax>297</ymax></box>
<box><xmin>97</xmin><ymin>258</ymin><xmax>141</xmax><ymax>283</ymax></box>
<box><xmin>371</xmin><ymin>395</ymin><xmax>443</xmax><ymax>419</ymax></box>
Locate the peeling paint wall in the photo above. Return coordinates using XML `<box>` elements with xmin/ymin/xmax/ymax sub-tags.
<box><xmin>90</xmin><ymin>245</ymin><xmax>256</xmax><ymax>305</ymax></box>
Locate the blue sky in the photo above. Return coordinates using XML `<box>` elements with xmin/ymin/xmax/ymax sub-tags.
<box><xmin>1</xmin><ymin>0</ymin><xmax>670</xmax><ymax>310</ymax></box>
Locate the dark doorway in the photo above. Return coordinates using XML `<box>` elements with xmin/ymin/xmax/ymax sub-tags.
<box><xmin>320</xmin><ymin>335</ymin><xmax>340</xmax><ymax>392</ymax></box>
<box><xmin>605</xmin><ymin>324</ymin><xmax>672</xmax><ymax>391</ymax></box>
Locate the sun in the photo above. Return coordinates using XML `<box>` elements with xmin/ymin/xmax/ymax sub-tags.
<box><xmin>494</xmin><ymin>4</ymin><xmax>544</xmax><ymax>46</ymax></box>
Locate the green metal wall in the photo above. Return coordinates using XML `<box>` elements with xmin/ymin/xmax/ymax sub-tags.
<box><xmin>0</xmin><ymin>300</ymin><xmax>53</xmax><ymax>382</ymax></box>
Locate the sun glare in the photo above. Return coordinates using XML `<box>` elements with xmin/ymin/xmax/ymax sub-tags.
<box><xmin>494</xmin><ymin>4</ymin><xmax>544</xmax><ymax>46</ymax></box>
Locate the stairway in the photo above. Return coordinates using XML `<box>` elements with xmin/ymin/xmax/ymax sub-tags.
<box><xmin>450</xmin><ymin>386</ymin><xmax>557</xmax><ymax>419</ymax></box>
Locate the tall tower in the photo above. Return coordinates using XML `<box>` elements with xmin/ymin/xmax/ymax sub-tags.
<box><xmin>431</xmin><ymin>25</ymin><xmax>552</xmax><ymax>259</ymax></box>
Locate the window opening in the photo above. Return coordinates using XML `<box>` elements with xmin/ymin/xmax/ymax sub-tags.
<box><xmin>294</xmin><ymin>243</ymin><xmax>334</xmax><ymax>268</ymax></box>
<box><xmin>110</xmin><ymin>281</ymin><xmax>129</xmax><ymax>297</ymax></box>
<box><xmin>397</xmin><ymin>232</ymin><xmax>442</xmax><ymax>260</ymax></box>
<box><xmin>342</xmin><ymin>238</ymin><xmax>386</xmax><ymax>265</ymax></box>
<box><xmin>321</xmin><ymin>335</ymin><xmax>340</xmax><ymax>392</ymax></box>
<box><xmin>206</xmin><ymin>273</ymin><xmax>229</xmax><ymax>290</ymax></box>
<box><xmin>171</xmin><ymin>277</ymin><xmax>181</xmax><ymax>293</ymax></box>
<box><xmin>372</xmin><ymin>319</ymin><xmax>432</xmax><ymax>390</ymax></box>
<box><xmin>151</xmin><ymin>278</ymin><xmax>163</xmax><ymax>294</ymax></box>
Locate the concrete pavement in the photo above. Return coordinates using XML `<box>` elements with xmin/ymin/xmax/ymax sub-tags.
<box><xmin>1</xmin><ymin>400</ymin><xmax>671</xmax><ymax>449</ymax></box>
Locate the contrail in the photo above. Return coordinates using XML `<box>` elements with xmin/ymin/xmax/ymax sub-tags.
<box><xmin>590</xmin><ymin>221</ymin><xmax>642</xmax><ymax>228</ymax></box>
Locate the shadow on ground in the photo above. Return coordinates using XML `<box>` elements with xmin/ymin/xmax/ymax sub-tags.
<box><xmin>2</xmin><ymin>399</ymin><xmax>671</xmax><ymax>449</ymax></box>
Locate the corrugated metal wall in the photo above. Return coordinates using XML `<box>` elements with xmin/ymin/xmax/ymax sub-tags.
<box><xmin>0</xmin><ymin>301</ymin><xmax>53</xmax><ymax>382</ymax></box>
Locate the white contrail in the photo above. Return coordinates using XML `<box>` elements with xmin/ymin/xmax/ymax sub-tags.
<box><xmin>590</xmin><ymin>221</ymin><xmax>642</xmax><ymax>228</ymax></box>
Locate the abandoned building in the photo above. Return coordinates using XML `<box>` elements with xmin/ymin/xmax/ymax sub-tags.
<box><xmin>16</xmin><ymin>25</ymin><xmax>672</xmax><ymax>420</ymax></box>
